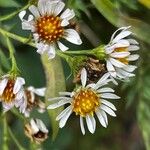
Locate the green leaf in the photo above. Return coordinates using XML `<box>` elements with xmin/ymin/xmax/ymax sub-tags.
<box><xmin>137</xmin><ymin>96</ymin><xmax>150</xmax><ymax>150</ymax></box>
<box><xmin>41</xmin><ymin>54</ymin><xmax>66</xmax><ymax>140</ymax></box>
<box><xmin>139</xmin><ymin>0</ymin><xmax>150</xmax><ymax>9</ymax></box>
<box><xmin>91</xmin><ymin>0</ymin><xmax>150</xmax><ymax>44</ymax></box>
<box><xmin>0</xmin><ymin>0</ymin><xmax>20</xmax><ymax>8</ymax></box>
<box><xmin>0</xmin><ymin>49</ymin><xmax>10</xmax><ymax>70</ymax></box>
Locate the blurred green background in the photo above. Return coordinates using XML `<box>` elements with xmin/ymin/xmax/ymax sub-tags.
<box><xmin>0</xmin><ymin>0</ymin><xmax>150</xmax><ymax>149</ymax></box>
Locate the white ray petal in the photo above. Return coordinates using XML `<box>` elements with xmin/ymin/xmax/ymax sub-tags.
<box><xmin>48</xmin><ymin>44</ymin><xmax>56</xmax><ymax>59</ymax></box>
<box><xmin>95</xmin><ymin>109</ymin><xmax>107</xmax><ymax>128</ymax></box>
<box><xmin>123</xmin><ymin>65</ymin><xmax>137</xmax><ymax>72</ymax></box>
<box><xmin>38</xmin><ymin>0</ymin><xmax>47</xmax><ymax>15</ymax></box>
<box><xmin>56</xmin><ymin>106</ymin><xmax>72</xmax><ymax>121</ymax></box>
<box><xmin>59</xmin><ymin>109</ymin><xmax>72</xmax><ymax>128</ymax></box>
<box><xmin>96</xmin><ymin>73</ymin><xmax>110</xmax><ymax>85</ymax></box>
<box><xmin>128</xmin><ymin>45</ymin><xmax>140</xmax><ymax>51</ymax></box>
<box><xmin>30</xmin><ymin>119</ymin><xmax>39</xmax><ymax>133</ymax></box>
<box><xmin>116</xmin><ymin>68</ymin><xmax>135</xmax><ymax>78</ymax></box>
<box><xmin>48</xmin><ymin>97</ymin><xmax>71</xmax><ymax>101</ymax></box>
<box><xmin>80</xmin><ymin>117</ymin><xmax>85</xmax><ymax>135</ymax></box>
<box><xmin>36</xmin><ymin>119</ymin><xmax>48</xmax><ymax>133</ymax></box>
<box><xmin>19</xmin><ymin>10</ymin><xmax>26</xmax><ymax>21</ymax></box>
<box><xmin>86</xmin><ymin>115</ymin><xmax>95</xmax><ymax>134</ymax></box>
<box><xmin>110</xmin><ymin>26</ymin><xmax>130</xmax><ymax>41</ymax></box>
<box><xmin>127</xmin><ymin>39</ymin><xmax>139</xmax><ymax>45</ymax></box>
<box><xmin>36</xmin><ymin>43</ymin><xmax>49</xmax><ymax>54</ymax></box>
<box><xmin>3</xmin><ymin>102</ymin><xmax>14</xmax><ymax>112</ymax></box>
<box><xmin>57</xmin><ymin>41</ymin><xmax>69</xmax><ymax>51</ymax></box>
<box><xmin>110</xmin><ymin>52</ymin><xmax>130</xmax><ymax>58</ymax></box>
<box><xmin>13</xmin><ymin>77</ymin><xmax>25</xmax><ymax>94</ymax></box>
<box><xmin>100</xmin><ymin>109</ymin><xmax>108</xmax><ymax>125</ymax></box>
<box><xmin>106</xmin><ymin>60</ymin><xmax>116</xmax><ymax>77</ymax></box>
<box><xmin>53</xmin><ymin>1</ymin><xmax>65</xmax><ymax>16</ymax></box>
<box><xmin>29</xmin><ymin>5</ymin><xmax>40</xmax><ymax>18</ymax></box>
<box><xmin>59</xmin><ymin>92</ymin><xmax>72</xmax><ymax>96</ymax></box>
<box><xmin>47</xmin><ymin>99</ymin><xmax>71</xmax><ymax>109</ymax></box>
<box><xmin>100</xmin><ymin>104</ymin><xmax>116</xmax><ymax>117</ymax></box>
<box><xmin>113</xmin><ymin>31</ymin><xmax>132</xmax><ymax>43</ymax></box>
<box><xmin>101</xmin><ymin>93</ymin><xmax>120</xmax><ymax>99</ymax></box>
<box><xmin>60</xmin><ymin>9</ymin><xmax>75</xmax><ymax>21</ymax></box>
<box><xmin>16</xmin><ymin>88</ymin><xmax>24</xmax><ymax>100</ymax></box>
<box><xmin>101</xmin><ymin>99</ymin><xmax>116</xmax><ymax>111</ymax></box>
<box><xmin>0</xmin><ymin>78</ymin><xmax>8</xmax><ymax>95</ymax></box>
<box><xmin>81</xmin><ymin>68</ymin><xmax>87</xmax><ymax>87</ymax></box>
<box><xmin>109</xmin><ymin>58</ymin><xmax>126</xmax><ymax>68</ymax></box>
<box><xmin>128</xmin><ymin>54</ymin><xmax>139</xmax><ymax>61</ymax></box>
<box><xmin>64</xmin><ymin>29</ymin><xmax>82</xmax><ymax>45</ymax></box>
<box><xmin>97</xmin><ymin>87</ymin><xmax>114</xmax><ymax>93</ymax></box>
<box><xmin>28</xmin><ymin>86</ymin><xmax>46</xmax><ymax>96</ymax></box>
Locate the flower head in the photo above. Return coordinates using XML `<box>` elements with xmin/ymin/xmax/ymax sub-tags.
<box><xmin>0</xmin><ymin>75</ymin><xmax>26</xmax><ymax>112</ymax></box>
<box><xmin>105</xmin><ymin>26</ymin><xmax>139</xmax><ymax>80</ymax></box>
<box><xmin>24</xmin><ymin>118</ymin><xmax>48</xmax><ymax>144</ymax></box>
<box><xmin>47</xmin><ymin>68</ymin><xmax>120</xmax><ymax>134</ymax></box>
<box><xmin>23</xmin><ymin>86</ymin><xmax>46</xmax><ymax>117</ymax></box>
<box><xmin>19</xmin><ymin>0</ymin><xmax>82</xmax><ymax>59</ymax></box>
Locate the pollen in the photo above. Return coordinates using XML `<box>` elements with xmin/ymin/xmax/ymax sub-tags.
<box><xmin>36</xmin><ymin>15</ymin><xmax>64</xmax><ymax>43</ymax></box>
<box><xmin>1</xmin><ymin>80</ymin><xmax>16</xmax><ymax>103</ymax></box>
<box><xmin>115</xmin><ymin>47</ymin><xmax>129</xmax><ymax>65</ymax></box>
<box><xmin>72</xmin><ymin>89</ymin><xmax>100</xmax><ymax>117</ymax></box>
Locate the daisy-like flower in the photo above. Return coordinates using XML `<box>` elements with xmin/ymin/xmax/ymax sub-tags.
<box><xmin>105</xmin><ymin>26</ymin><xmax>139</xmax><ymax>80</ymax></box>
<box><xmin>47</xmin><ymin>68</ymin><xmax>120</xmax><ymax>134</ymax></box>
<box><xmin>19</xmin><ymin>0</ymin><xmax>82</xmax><ymax>59</ymax></box>
<box><xmin>23</xmin><ymin>86</ymin><xmax>46</xmax><ymax>117</ymax></box>
<box><xmin>0</xmin><ymin>75</ymin><xmax>26</xmax><ymax>112</ymax></box>
<box><xmin>24</xmin><ymin>118</ymin><xmax>48</xmax><ymax>144</ymax></box>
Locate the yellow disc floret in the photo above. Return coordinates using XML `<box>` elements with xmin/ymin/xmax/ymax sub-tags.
<box><xmin>36</xmin><ymin>15</ymin><xmax>64</xmax><ymax>43</ymax></box>
<box><xmin>1</xmin><ymin>80</ymin><xmax>16</xmax><ymax>103</ymax></box>
<box><xmin>114</xmin><ymin>47</ymin><xmax>129</xmax><ymax>65</ymax></box>
<box><xmin>72</xmin><ymin>89</ymin><xmax>100</xmax><ymax>117</ymax></box>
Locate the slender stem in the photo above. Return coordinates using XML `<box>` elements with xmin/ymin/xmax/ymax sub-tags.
<box><xmin>6</xmin><ymin>37</ymin><xmax>19</xmax><ymax>74</ymax></box>
<box><xmin>0</xmin><ymin>27</ymin><xmax>35</xmax><ymax>47</ymax></box>
<box><xmin>11</xmin><ymin>108</ymin><xmax>27</xmax><ymax>121</ymax></box>
<box><xmin>3</xmin><ymin>117</ymin><xmax>9</xmax><ymax>150</ymax></box>
<box><xmin>0</xmin><ymin>3</ymin><xmax>30</xmax><ymax>22</ymax></box>
<box><xmin>8</xmin><ymin>127</ymin><xmax>26</xmax><ymax>150</ymax></box>
<box><xmin>64</xmin><ymin>49</ymin><xmax>94</xmax><ymax>55</ymax></box>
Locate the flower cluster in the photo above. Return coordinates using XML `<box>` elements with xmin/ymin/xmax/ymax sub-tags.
<box><xmin>0</xmin><ymin>0</ymin><xmax>140</xmax><ymax>145</ymax></box>
<box><xmin>19</xmin><ymin>0</ymin><xmax>82</xmax><ymax>59</ymax></box>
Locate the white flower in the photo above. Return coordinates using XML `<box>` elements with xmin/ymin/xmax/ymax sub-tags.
<box><xmin>47</xmin><ymin>68</ymin><xmax>120</xmax><ymax>135</ymax></box>
<box><xmin>19</xmin><ymin>0</ymin><xmax>82</xmax><ymax>59</ymax></box>
<box><xmin>24</xmin><ymin>118</ymin><xmax>48</xmax><ymax>144</ymax></box>
<box><xmin>0</xmin><ymin>75</ymin><xmax>26</xmax><ymax>112</ymax></box>
<box><xmin>23</xmin><ymin>86</ymin><xmax>46</xmax><ymax>117</ymax></box>
<box><xmin>105</xmin><ymin>26</ymin><xmax>139</xmax><ymax>80</ymax></box>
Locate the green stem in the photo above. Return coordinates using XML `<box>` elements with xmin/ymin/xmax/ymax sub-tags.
<box><xmin>11</xmin><ymin>108</ymin><xmax>27</xmax><ymax>122</ymax></box>
<box><xmin>6</xmin><ymin>37</ymin><xmax>19</xmax><ymax>76</ymax></box>
<box><xmin>64</xmin><ymin>49</ymin><xmax>94</xmax><ymax>55</ymax></box>
<box><xmin>8</xmin><ymin>127</ymin><xmax>26</xmax><ymax>150</ymax></box>
<box><xmin>3</xmin><ymin>117</ymin><xmax>9</xmax><ymax>150</ymax></box>
<box><xmin>0</xmin><ymin>27</ymin><xmax>35</xmax><ymax>47</ymax></box>
<box><xmin>0</xmin><ymin>3</ymin><xmax>30</xmax><ymax>22</ymax></box>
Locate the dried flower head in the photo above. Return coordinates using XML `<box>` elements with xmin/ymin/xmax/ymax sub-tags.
<box><xmin>48</xmin><ymin>68</ymin><xmax>120</xmax><ymax>134</ymax></box>
<box><xmin>24</xmin><ymin>118</ymin><xmax>48</xmax><ymax>144</ymax></box>
<box><xmin>74</xmin><ymin>58</ymin><xmax>107</xmax><ymax>84</ymax></box>
<box><xmin>0</xmin><ymin>75</ymin><xmax>26</xmax><ymax>112</ymax></box>
<box><xmin>105</xmin><ymin>26</ymin><xmax>139</xmax><ymax>80</ymax></box>
<box><xmin>19</xmin><ymin>0</ymin><xmax>82</xmax><ymax>59</ymax></box>
<box><xmin>23</xmin><ymin>86</ymin><xmax>46</xmax><ymax>117</ymax></box>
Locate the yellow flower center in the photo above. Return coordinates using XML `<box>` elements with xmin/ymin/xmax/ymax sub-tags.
<box><xmin>1</xmin><ymin>80</ymin><xmax>16</xmax><ymax>103</ymax></box>
<box><xmin>36</xmin><ymin>15</ymin><xmax>64</xmax><ymax>44</ymax></box>
<box><xmin>72</xmin><ymin>89</ymin><xmax>100</xmax><ymax>117</ymax></box>
<box><xmin>115</xmin><ymin>47</ymin><xmax>129</xmax><ymax>65</ymax></box>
